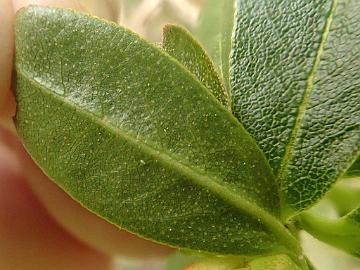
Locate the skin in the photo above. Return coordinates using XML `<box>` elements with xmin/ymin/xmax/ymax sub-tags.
<box><xmin>0</xmin><ymin>0</ymin><xmax>173</xmax><ymax>269</ymax></box>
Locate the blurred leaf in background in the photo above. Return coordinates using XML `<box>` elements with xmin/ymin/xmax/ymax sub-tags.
<box><xmin>120</xmin><ymin>0</ymin><xmax>202</xmax><ymax>41</ymax></box>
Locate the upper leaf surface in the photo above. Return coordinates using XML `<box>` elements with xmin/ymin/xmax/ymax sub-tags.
<box><xmin>162</xmin><ymin>25</ymin><xmax>230</xmax><ymax>110</ymax></box>
<box><xmin>230</xmin><ymin>0</ymin><xmax>360</xmax><ymax>215</ymax></box>
<box><xmin>14</xmin><ymin>6</ymin><xmax>295</xmax><ymax>256</ymax></box>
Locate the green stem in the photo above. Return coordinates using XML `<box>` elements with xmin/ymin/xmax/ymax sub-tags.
<box><xmin>326</xmin><ymin>180</ymin><xmax>360</xmax><ymax>216</ymax></box>
<box><xmin>305</xmin><ymin>257</ymin><xmax>317</xmax><ymax>270</ymax></box>
<box><xmin>299</xmin><ymin>211</ymin><xmax>360</xmax><ymax>257</ymax></box>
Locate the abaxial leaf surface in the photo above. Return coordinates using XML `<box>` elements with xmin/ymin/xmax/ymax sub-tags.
<box><xmin>230</xmin><ymin>0</ymin><xmax>360</xmax><ymax>216</ymax></box>
<box><xmin>14</xmin><ymin>6</ymin><xmax>298</xmax><ymax>257</ymax></box>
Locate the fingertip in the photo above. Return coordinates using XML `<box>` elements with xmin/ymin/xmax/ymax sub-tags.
<box><xmin>0</xmin><ymin>127</ymin><xmax>111</xmax><ymax>269</ymax></box>
<box><xmin>0</xmin><ymin>170</ymin><xmax>111</xmax><ymax>270</ymax></box>
<box><xmin>0</xmin><ymin>142</ymin><xmax>21</xmax><ymax>179</ymax></box>
<box><xmin>0</xmin><ymin>90</ymin><xmax>16</xmax><ymax>132</ymax></box>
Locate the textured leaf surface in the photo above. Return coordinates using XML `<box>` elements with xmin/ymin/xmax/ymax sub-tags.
<box><xmin>14</xmin><ymin>6</ymin><xmax>298</xmax><ymax>256</ymax></box>
<box><xmin>230</xmin><ymin>0</ymin><xmax>360</xmax><ymax>215</ymax></box>
<box><xmin>195</xmin><ymin>0</ymin><xmax>234</xmax><ymax>92</ymax></box>
<box><xmin>162</xmin><ymin>25</ymin><xmax>230</xmax><ymax>109</ymax></box>
<box><xmin>300</xmin><ymin>208</ymin><xmax>360</xmax><ymax>257</ymax></box>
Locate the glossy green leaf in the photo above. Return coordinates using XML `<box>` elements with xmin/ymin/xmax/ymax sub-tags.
<box><xmin>230</xmin><ymin>0</ymin><xmax>360</xmax><ymax>216</ymax></box>
<box><xmin>184</xmin><ymin>255</ymin><xmax>303</xmax><ymax>270</ymax></box>
<box><xmin>14</xmin><ymin>6</ymin><xmax>300</xmax><ymax>257</ymax></box>
<box><xmin>162</xmin><ymin>24</ymin><xmax>231</xmax><ymax>110</ymax></box>
<box><xmin>195</xmin><ymin>0</ymin><xmax>235</xmax><ymax>92</ymax></box>
<box><xmin>300</xmin><ymin>208</ymin><xmax>360</xmax><ymax>258</ymax></box>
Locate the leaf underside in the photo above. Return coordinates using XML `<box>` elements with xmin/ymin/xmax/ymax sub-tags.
<box><xmin>162</xmin><ymin>24</ymin><xmax>231</xmax><ymax>110</ymax></box>
<box><xmin>231</xmin><ymin>0</ymin><xmax>360</xmax><ymax>216</ymax></box>
<box><xmin>14</xmin><ymin>6</ymin><xmax>296</xmax><ymax>256</ymax></box>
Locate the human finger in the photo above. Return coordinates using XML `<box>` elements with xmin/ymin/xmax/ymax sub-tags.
<box><xmin>0</xmin><ymin>0</ymin><xmax>16</xmax><ymax>130</ymax></box>
<box><xmin>0</xmin><ymin>139</ymin><xmax>111</xmax><ymax>270</ymax></box>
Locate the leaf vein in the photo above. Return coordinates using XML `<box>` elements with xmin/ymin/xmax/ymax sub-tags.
<box><xmin>278</xmin><ymin>0</ymin><xmax>338</xmax><ymax>194</ymax></box>
<box><xmin>17</xmin><ymin>66</ymin><xmax>300</xmax><ymax>254</ymax></box>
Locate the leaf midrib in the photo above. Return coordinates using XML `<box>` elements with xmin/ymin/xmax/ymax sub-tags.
<box><xmin>17</xmin><ymin>66</ymin><xmax>300</xmax><ymax>255</ymax></box>
<box><xmin>278</xmin><ymin>0</ymin><xmax>338</xmax><ymax>199</ymax></box>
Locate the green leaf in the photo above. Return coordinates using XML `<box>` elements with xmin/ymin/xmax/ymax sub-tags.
<box><xmin>162</xmin><ymin>24</ymin><xmax>231</xmax><ymax>110</ymax></box>
<box><xmin>14</xmin><ymin>6</ymin><xmax>300</xmax><ymax>257</ymax></box>
<box><xmin>184</xmin><ymin>255</ymin><xmax>303</xmax><ymax>270</ymax></box>
<box><xmin>195</xmin><ymin>0</ymin><xmax>235</xmax><ymax>92</ymax></box>
<box><xmin>300</xmin><ymin>208</ymin><xmax>360</xmax><ymax>258</ymax></box>
<box><xmin>345</xmin><ymin>156</ymin><xmax>360</xmax><ymax>178</ymax></box>
<box><xmin>230</xmin><ymin>0</ymin><xmax>360</xmax><ymax>216</ymax></box>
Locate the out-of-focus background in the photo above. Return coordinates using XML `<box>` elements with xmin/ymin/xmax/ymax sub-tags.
<box><xmin>109</xmin><ymin>1</ymin><xmax>360</xmax><ymax>269</ymax></box>
<box><xmin>118</xmin><ymin>0</ymin><xmax>203</xmax><ymax>42</ymax></box>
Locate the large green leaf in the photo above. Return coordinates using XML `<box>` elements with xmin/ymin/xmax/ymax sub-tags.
<box><xmin>162</xmin><ymin>25</ymin><xmax>231</xmax><ymax>110</ymax></box>
<box><xmin>195</xmin><ymin>0</ymin><xmax>235</xmax><ymax>93</ymax></box>
<box><xmin>230</xmin><ymin>0</ymin><xmax>360</xmax><ymax>217</ymax></box>
<box><xmin>14</xmin><ymin>6</ymin><xmax>300</xmax><ymax>258</ymax></box>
